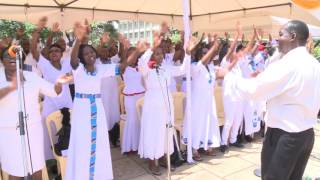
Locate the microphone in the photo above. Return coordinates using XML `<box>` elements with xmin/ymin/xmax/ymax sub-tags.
<box><xmin>8</xmin><ymin>45</ymin><xmax>22</xmax><ymax>58</ymax></box>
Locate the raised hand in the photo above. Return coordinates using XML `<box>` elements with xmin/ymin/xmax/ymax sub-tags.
<box><xmin>56</xmin><ymin>74</ymin><xmax>73</xmax><ymax>84</ymax></box>
<box><xmin>258</xmin><ymin>28</ymin><xmax>264</xmax><ymax>41</ymax></box>
<box><xmin>118</xmin><ymin>33</ymin><xmax>126</xmax><ymax>44</ymax></box>
<box><xmin>208</xmin><ymin>33</ymin><xmax>213</xmax><ymax>43</ymax></box>
<box><xmin>84</xmin><ymin>18</ymin><xmax>91</xmax><ymax>34</ymax></box>
<box><xmin>73</xmin><ymin>22</ymin><xmax>87</xmax><ymax>41</ymax></box>
<box><xmin>101</xmin><ymin>32</ymin><xmax>110</xmax><ymax>45</ymax></box>
<box><xmin>224</xmin><ymin>32</ymin><xmax>230</xmax><ymax>39</ymax></box>
<box><xmin>137</xmin><ymin>40</ymin><xmax>148</xmax><ymax>53</ymax></box>
<box><xmin>213</xmin><ymin>37</ymin><xmax>221</xmax><ymax>48</ymax></box>
<box><xmin>16</xmin><ymin>28</ymin><xmax>25</xmax><ymax>39</ymax></box>
<box><xmin>123</xmin><ymin>39</ymin><xmax>131</xmax><ymax>50</ymax></box>
<box><xmin>52</xmin><ymin>22</ymin><xmax>60</xmax><ymax>33</ymax></box>
<box><xmin>186</xmin><ymin>36</ymin><xmax>199</xmax><ymax>55</ymax></box>
<box><xmin>153</xmin><ymin>31</ymin><xmax>163</xmax><ymax>48</ymax></box>
<box><xmin>268</xmin><ymin>33</ymin><xmax>273</xmax><ymax>43</ymax></box>
<box><xmin>160</xmin><ymin>21</ymin><xmax>169</xmax><ymax>35</ymax></box>
<box><xmin>37</xmin><ymin>16</ymin><xmax>48</xmax><ymax>32</ymax></box>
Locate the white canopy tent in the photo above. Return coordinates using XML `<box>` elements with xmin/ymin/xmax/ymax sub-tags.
<box><xmin>0</xmin><ymin>0</ymin><xmax>319</xmax><ymax>35</ymax></box>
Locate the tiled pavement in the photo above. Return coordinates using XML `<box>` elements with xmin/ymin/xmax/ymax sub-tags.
<box><xmin>112</xmin><ymin>124</ymin><xmax>320</xmax><ymax>180</ymax></box>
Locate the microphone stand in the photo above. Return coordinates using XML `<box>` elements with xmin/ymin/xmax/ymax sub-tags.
<box><xmin>15</xmin><ymin>47</ymin><xmax>32</xmax><ymax>180</ymax></box>
<box><xmin>155</xmin><ymin>67</ymin><xmax>183</xmax><ymax>180</ymax></box>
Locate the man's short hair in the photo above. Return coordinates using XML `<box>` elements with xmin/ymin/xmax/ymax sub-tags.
<box><xmin>286</xmin><ymin>20</ymin><xmax>309</xmax><ymax>46</ymax></box>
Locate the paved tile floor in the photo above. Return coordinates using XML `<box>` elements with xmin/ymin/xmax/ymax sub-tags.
<box><xmin>112</xmin><ymin>124</ymin><xmax>320</xmax><ymax>180</ymax></box>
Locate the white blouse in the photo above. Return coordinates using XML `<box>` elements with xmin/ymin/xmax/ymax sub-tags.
<box><xmin>0</xmin><ymin>69</ymin><xmax>58</xmax><ymax>127</ymax></box>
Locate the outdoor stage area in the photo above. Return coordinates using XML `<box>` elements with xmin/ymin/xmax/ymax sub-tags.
<box><xmin>108</xmin><ymin>123</ymin><xmax>320</xmax><ymax>180</ymax></box>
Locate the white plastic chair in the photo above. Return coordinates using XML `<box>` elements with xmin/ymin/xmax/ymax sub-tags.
<box><xmin>46</xmin><ymin>111</ymin><xmax>68</xmax><ymax>180</ymax></box>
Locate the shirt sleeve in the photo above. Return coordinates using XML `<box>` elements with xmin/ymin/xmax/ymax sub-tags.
<box><xmin>167</xmin><ymin>54</ymin><xmax>190</xmax><ymax>77</ymax></box>
<box><xmin>224</xmin><ymin>60</ymin><xmax>296</xmax><ymax>101</ymax></box>
<box><xmin>32</xmin><ymin>72</ymin><xmax>58</xmax><ymax>97</ymax></box>
<box><xmin>100</xmin><ymin>64</ymin><xmax>120</xmax><ymax>77</ymax></box>
<box><xmin>63</xmin><ymin>56</ymin><xmax>73</xmax><ymax>73</ymax></box>
<box><xmin>138</xmin><ymin>49</ymin><xmax>153</xmax><ymax>76</ymax></box>
<box><xmin>37</xmin><ymin>54</ymin><xmax>50</xmax><ymax>73</ymax></box>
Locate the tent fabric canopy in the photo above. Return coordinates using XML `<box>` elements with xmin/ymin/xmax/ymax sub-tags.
<box><xmin>0</xmin><ymin>0</ymin><xmax>319</xmax><ymax>35</ymax></box>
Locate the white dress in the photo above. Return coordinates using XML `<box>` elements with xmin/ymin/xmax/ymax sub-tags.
<box><xmin>240</xmin><ymin>55</ymin><xmax>262</xmax><ymax>135</ymax></box>
<box><xmin>220</xmin><ymin>57</ymin><xmax>244</xmax><ymax>145</ymax></box>
<box><xmin>0</xmin><ymin>69</ymin><xmax>58</xmax><ymax>177</ymax></box>
<box><xmin>121</xmin><ymin>66</ymin><xmax>145</xmax><ymax>153</ymax></box>
<box><xmin>182</xmin><ymin>62</ymin><xmax>221</xmax><ymax>150</ymax></box>
<box><xmin>163</xmin><ymin>53</ymin><xmax>177</xmax><ymax>92</ymax></box>
<box><xmin>37</xmin><ymin>54</ymin><xmax>73</xmax><ymax>160</ymax></box>
<box><xmin>98</xmin><ymin>59</ymin><xmax>120</xmax><ymax>131</ymax></box>
<box><xmin>65</xmin><ymin>63</ymin><xmax>118</xmax><ymax>180</ymax></box>
<box><xmin>138</xmin><ymin>49</ymin><xmax>188</xmax><ymax>160</ymax></box>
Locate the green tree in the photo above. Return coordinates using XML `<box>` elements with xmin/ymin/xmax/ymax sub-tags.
<box><xmin>90</xmin><ymin>21</ymin><xmax>119</xmax><ymax>47</ymax></box>
<box><xmin>314</xmin><ymin>40</ymin><xmax>320</xmax><ymax>61</ymax></box>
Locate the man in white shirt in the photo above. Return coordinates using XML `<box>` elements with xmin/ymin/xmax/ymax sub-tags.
<box><xmin>223</xmin><ymin>20</ymin><xmax>320</xmax><ymax>180</ymax></box>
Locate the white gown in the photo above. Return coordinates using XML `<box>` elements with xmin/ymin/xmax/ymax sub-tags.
<box><xmin>138</xmin><ymin>49</ymin><xmax>188</xmax><ymax>160</ymax></box>
<box><xmin>65</xmin><ymin>63</ymin><xmax>118</xmax><ymax>180</ymax></box>
<box><xmin>163</xmin><ymin>53</ymin><xmax>177</xmax><ymax>92</ymax></box>
<box><xmin>182</xmin><ymin>62</ymin><xmax>221</xmax><ymax>150</ymax></box>
<box><xmin>240</xmin><ymin>55</ymin><xmax>262</xmax><ymax>135</ymax></box>
<box><xmin>121</xmin><ymin>66</ymin><xmax>145</xmax><ymax>153</ymax></box>
<box><xmin>0</xmin><ymin>70</ymin><xmax>58</xmax><ymax>177</ymax></box>
<box><xmin>37</xmin><ymin>55</ymin><xmax>73</xmax><ymax>160</ymax></box>
<box><xmin>220</xmin><ymin>57</ymin><xmax>244</xmax><ymax>145</ymax></box>
<box><xmin>97</xmin><ymin>59</ymin><xmax>120</xmax><ymax>130</ymax></box>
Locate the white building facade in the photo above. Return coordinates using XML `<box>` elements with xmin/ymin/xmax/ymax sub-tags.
<box><xmin>118</xmin><ymin>21</ymin><xmax>160</xmax><ymax>45</ymax></box>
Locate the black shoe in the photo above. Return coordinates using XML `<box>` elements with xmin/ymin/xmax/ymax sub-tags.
<box><xmin>159</xmin><ymin>160</ymin><xmax>176</xmax><ymax>171</ymax></box>
<box><xmin>229</xmin><ymin>142</ymin><xmax>244</xmax><ymax>148</ymax></box>
<box><xmin>220</xmin><ymin>145</ymin><xmax>228</xmax><ymax>153</ymax></box>
<box><xmin>245</xmin><ymin>135</ymin><xmax>253</xmax><ymax>142</ymax></box>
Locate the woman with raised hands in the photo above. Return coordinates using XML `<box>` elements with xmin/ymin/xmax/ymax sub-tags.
<box><xmin>182</xmin><ymin>35</ymin><xmax>223</xmax><ymax>161</ymax></box>
<box><xmin>30</xmin><ymin>16</ymin><xmax>74</xmax><ymax>160</ymax></box>
<box><xmin>65</xmin><ymin>22</ymin><xmax>122</xmax><ymax>180</ymax></box>
<box><xmin>127</xmin><ymin>32</ymin><xmax>196</xmax><ymax>175</ymax></box>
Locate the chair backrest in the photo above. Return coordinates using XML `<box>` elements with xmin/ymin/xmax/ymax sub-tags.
<box><xmin>214</xmin><ymin>84</ymin><xmax>225</xmax><ymax>126</ymax></box>
<box><xmin>172</xmin><ymin>92</ymin><xmax>186</xmax><ymax>122</ymax></box>
<box><xmin>46</xmin><ymin>111</ymin><xmax>63</xmax><ymax>157</ymax></box>
<box><xmin>136</xmin><ymin>97</ymin><xmax>145</xmax><ymax>121</ymax></box>
<box><xmin>135</xmin><ymin>93</ymin><xmax>185</xmax><ymax>123</ymax></box>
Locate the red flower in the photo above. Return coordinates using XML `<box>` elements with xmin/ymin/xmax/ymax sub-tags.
<box><xmin>148</xmin><ymin>59</ymin><xmax>157</xmax><ymax>69</ymax></box>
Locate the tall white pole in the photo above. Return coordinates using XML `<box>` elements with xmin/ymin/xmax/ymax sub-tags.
<box><xmin>182</xmin><ymin>0</ymin><xmax>194</xmax><ymax>164</ymax></box>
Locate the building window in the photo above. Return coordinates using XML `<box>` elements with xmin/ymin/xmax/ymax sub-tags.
<box><xmin>134</xmin><ymin>32</ymin><xmax>138</xmax><ymax>38</ymax></box>
<box><xmin>139</xmin><ymin>21</ymin><xmax>144</xmax><ymax>28</ymax></box>
<box><xmin>146</xmin><ymin>31</ymin><xmax>150</xmax><ymax>38</ymax></box>
<box><xmin>128</xmin><ymin>22</ymin><xmax>132</xmax><ymax>30</ymax></box>
<box><xmin>146</xmin><ymin>23</ymin><xmax>150</xmax><ymax>28</ymax></box>
<box><xmin>134</xmin><ymin>22</ymin><xmax>138</xmax><ymax>28</ymax></box>
<box><xmin>140</xmin><ymin>32</ymin><xmax>144</xmax><ymax>38</ymax></box>
<box><xmin>129</xmin><ymin>33</ymin><xmax>133</xmax><ymax>38</ymax></box>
